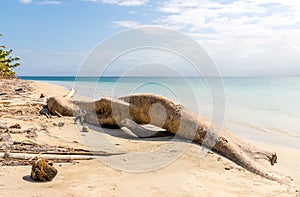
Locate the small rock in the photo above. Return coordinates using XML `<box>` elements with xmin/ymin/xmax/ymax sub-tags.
<box><xmin>15</xmin><ymin>88</ymin><xmax>23</xmax><ymax>92</ymax></box>
<box><xmin>9</xmin><ymin>123</ymin><xmax>21</xmax><ymax>129</ymax></box>
<box><xmin>58</xmin><ymin>122</ymin><xmax>65</xmax><ymax>127</ymax></box>
<box><xmin>236</xmin><ymin>167</ymin><xmax>244</xmax><ymax>172</ymax></box>
<box><xmin>40</xmin><ymin>108</ymin><xmax>51</xmax><ymax>118</ymax></box>
<box><xmin>40</xmin><ymin>93</ymin><xmax>46</xmax><ymax>98</ymax></box>
<box><xmin>31</xmin><ymin>158</ymin><xmax>57</xmax><ymax>182</ymax></box>
<box><xmin>74</xmin><ymin>110</ymin><xmax>87</xmax><ymax>125</ymax></box>
<box><xmin>271</xmin><ymin>153</ymin><xmax>277</xmax><ymax>165</ymax></box>
<box><xmin>26</xmin><ymin>133</ymin><xmax>37</xmax><ymax>138</ymax></box>
<box><xmin>82</xmin><ymin>126</ymin><xmax>90</xmax><ymax>133</ymax></box>
<box><xmin>224</xmin><ymin>166</ymin><xmax>233</xmax><ymax>170</ymax></box>
<box><xmin>26</xmin><ymin>129</ymin><xmax>38</xmax><ymax>138</ymax></box>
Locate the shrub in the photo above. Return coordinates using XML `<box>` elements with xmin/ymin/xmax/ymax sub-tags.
<box><xmin>0</xmin><ymin>33</ymin><xmax>20</xmax><ymax>78</ymax></box>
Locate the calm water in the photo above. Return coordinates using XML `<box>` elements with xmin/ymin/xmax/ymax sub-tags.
<box><xmin>21</xmin><ymin>76</ymin><xmax>300</xmax><ymax>148</ymax></box>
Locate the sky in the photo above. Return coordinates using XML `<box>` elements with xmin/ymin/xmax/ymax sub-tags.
<box><xmin>1</xmin><ymin>0</ymin><xmax>300</xmax><ymax>76</ymax></box>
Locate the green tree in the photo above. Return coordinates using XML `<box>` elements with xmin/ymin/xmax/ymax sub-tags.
<box><xmin>0</xmin><ymin>33</ymin><xmax>20</xmax><ymax>78</ymax></box>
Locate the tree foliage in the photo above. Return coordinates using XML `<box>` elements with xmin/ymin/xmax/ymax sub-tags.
<box><xmin>0</xmin><ymin>33</ymin><xmax>20</xmax><ymax>78</ymax></box>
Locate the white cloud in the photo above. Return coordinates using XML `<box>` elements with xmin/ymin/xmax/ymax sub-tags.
<box><xmin>111</xmin><ymin>0</ymin><xmax>300</xmax><ymax>75</ymax></box>
<box><xmin>19</xmin><ymin>0</ymin><xmax>32</xmax><ymax>4</ymax></box>
<box><xmin>113</xmin><ymin>20</ymin><xmax>140</xmax><ymax>28</ymax></box>
<box><xmin>38</xmin><ymin>0</ymin><xmax>62</xmax><ymax>5</ymax></box>
<box><xmin>118</xmin><ymin>0</ymin><xmax>147</xmax><ymax>6</ymax></box>
<box><xmin>146</xmin><ymin>0</ymin><xmax>300</xmax><ymax>75</ymax></box>
<box><xmin>83</xmin><ymin>0</ymin><xmax>148</xmax><ymax>6</ymax></box>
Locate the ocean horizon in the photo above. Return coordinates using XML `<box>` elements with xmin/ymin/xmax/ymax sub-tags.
<box><xmin>20</xmin><ymin>76</ymin><xmax>300</xmax><ymax>149</ymax></box>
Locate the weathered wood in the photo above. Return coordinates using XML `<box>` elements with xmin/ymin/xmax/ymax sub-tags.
<box><xmin>8</xmin><ymin>101</ymin><xmax>45</xmax><ymax>106</ymax></box>
<box><xmin>120</xmin><ymin>118</ymin><xmax>172</xmax><ymax>138</ymax></box>
<box><xmin>54</xmin><ymin>110</ymin><xmax>63</xmax><ymax>117</ymax></box>
<box><xmin>31</xmin><ymin>158</ymin><xmax>57</xmax><ymax>182</ymax></box>
<box><xmin>1</xmin><ymin>150</ymin><xmax>122</xmax><ymax>157</ymax></box>
<box><xmin>46</xmin><ymin>91</ymin><xmax>292</xmax><ymax>184</ymax></box>
<box><xmin>0</xmin><ymin>128</ymin><xmax>37</xmax><ymax>134</ymax></box>
<box><xmin>0</xmin><ymin>140</ymin><xmax>126</xmax><ymax>161</ymax></box>
<box><xmin>64</xmin><ymin>88</ymin><xmax>76</xmax><ymax>98</ymax></box>
<box><xmin>0</xmin><ymin>152</ymin><xmax>112</xmax><ymax>160</ymax></box>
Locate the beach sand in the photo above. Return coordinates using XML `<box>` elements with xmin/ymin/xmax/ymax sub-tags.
<box><xmin>0</xmin><ymin>80</ymin><xmax>299</xmax><ymax>196</ymax></box>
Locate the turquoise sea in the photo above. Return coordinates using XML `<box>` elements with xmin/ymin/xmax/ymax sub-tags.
<box><xmin>21</xmin><ymin>76</ymin><xmax>300</xmax><ymax>149</ymax></box>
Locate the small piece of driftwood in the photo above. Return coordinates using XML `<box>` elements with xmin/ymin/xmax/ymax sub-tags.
<box><xmin>64</xmin><ymin>88</ymin><xmax>76</xmax><ymax>98</ymax></box>
<box><xmin>54</xmin><ymin>110</ymin><xmax>63</xmax><ymax>117</ymax></box>
<box><xmin>31</xmin><ymin>158</ymin><xmax>57</xmax><ymax>182</ymax></box>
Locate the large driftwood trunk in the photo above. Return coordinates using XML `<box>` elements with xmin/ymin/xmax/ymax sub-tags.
<box><xmin>47</xmin><ymin>93</ymin><xmax>291</xmax><ymax>184</ymax></box>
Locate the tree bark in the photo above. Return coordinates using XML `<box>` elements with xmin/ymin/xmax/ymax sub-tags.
<box><xmin>47</xmin><ymin>92</ymin><xmax>292</xmax><ymax>184</ymax></box>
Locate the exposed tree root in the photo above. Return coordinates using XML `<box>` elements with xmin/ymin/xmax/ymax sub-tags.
<box><xmin>47</xmin><ymin>92</ymin><xmax>293</xmax><ymax>184</ymax></box>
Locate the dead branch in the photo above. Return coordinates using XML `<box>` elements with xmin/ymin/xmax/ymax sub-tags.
<box><xmin>0</xmin><ymin>152</ymin><xmax>100</xmax><ymax>160</ymax></box>
<box><xmin>46</xmin><ymin>90</ymin><xmax>292</xmax><ymax>184</ymax></box>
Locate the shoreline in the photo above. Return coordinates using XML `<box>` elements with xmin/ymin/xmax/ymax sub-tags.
<box><xmin>26</xmin><ymin>78</ymin><xmax>300</xmax><ymax>149</ymax></box>
<box><xmin>1</xmin><ymin>79</ymin><xmax>299</xmax><ymax>196</ymax></box>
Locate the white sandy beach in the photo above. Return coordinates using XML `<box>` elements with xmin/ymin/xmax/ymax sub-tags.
<box><xmin>0</xmin><ymin>81</ymin><xmax>300</xmax><ymax>197</ymax></box>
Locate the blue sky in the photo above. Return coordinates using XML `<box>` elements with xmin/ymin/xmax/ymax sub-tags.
<box><xmin>1</xmin><ymin>0</ymin><xmax>300</xmax><ymax>76</ymax></box>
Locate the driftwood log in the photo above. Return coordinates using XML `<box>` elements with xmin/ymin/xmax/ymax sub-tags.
<box><xmin>47</xmin><ymin>91</ymin><xmax>291</xmax><ymax>184</ymax></box>
<box><xmin>0</xmin><ymin>140</ymin><xmax>126</xmax><ymax>166</ymax></box>
<box><xmin>0</xmin><ymin>152</ymin><xmax>108</xmax><ymax>161</ymax></box>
